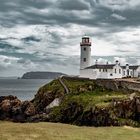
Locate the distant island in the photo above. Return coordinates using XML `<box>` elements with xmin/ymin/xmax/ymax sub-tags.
<box><xmin>21</xmin><ymin>71</ymin><xmax>66</xmax><ymax>79</ymax></box>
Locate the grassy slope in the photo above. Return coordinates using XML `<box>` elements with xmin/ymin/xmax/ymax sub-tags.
<box><xmin>62</xmin><ymin>77</ymin><xmax>128</xmax><ymax>106</ymax></box>
<box><xmin>32</xmin><ymin>77</ymin><xmax>139</xmax><ymax>123</ymax></box>
<box><xmin>0</xmin><ymin>121</ymin><xmax>140</xmax><ymax>140</ymax></box>
<box><xmin>31</xmin><ymin>77</ymin><xmax>140</xmax><ymax>126</ymax></box>
<box><xmin>51</xmin><ymin>78</ymin><xmax>128</xmax><ymax>114</ymax></box>
<box><xmin>34</xmin><ymin>77</ymin><xmax>133</xmax><ymax>109</ymax></box>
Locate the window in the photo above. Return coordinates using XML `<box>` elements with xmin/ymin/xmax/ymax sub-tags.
<box><xmin>127</xmin><ymin>70</ymin><xmax>129</xmax><ymax>76</ymax></box>
<box><xmin>124</xmin><ymin>71</ymin><xmax>125</xmax><ymax>75</ymax></box>
<box><xmin>119</xmin><ymin>69</ymin><xmax>121</xmax><ymax>74</ymax></box>
<box><xmin>115</xmin><ymin>69</ymin><xmax>117</xmax><ymax>73</ymax></box>
<box><xmin>83</xmin><ymin>58</ymin><xmax>86</xmax><ymax>62</ymax></box>
<box><xmin>86</xmin><ymin>38</ymin><xmax>89</xmax><ymax>43</ymax></box>
<box><xmin>83</xmin><ymin>47</ymin><xmax>86</xmax><ymax>51</ymax></box>
<box><xmin>82</xmin><ymin>38</ymin><xmax>86</xmax><ymax>43</ymax></box>
<box><xmin>99</xmin><ymin>69</ymin><xmax>101</xmax><ymax>72</ymax></box>
<box><xmin>103</xmin><ymin>69</ymin><xmax>107</xmax><ymax>72</ymax></box>
<box><xmin>110</xmin><ymin>74</ymin><xmax>113</xmax><ymax>76</ymax></box>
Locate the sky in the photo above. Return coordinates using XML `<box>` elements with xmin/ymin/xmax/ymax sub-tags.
<box><xmin>0</xmin><ymin>0</ymin><xmax>140</xmax><ymax>76</ymax></box>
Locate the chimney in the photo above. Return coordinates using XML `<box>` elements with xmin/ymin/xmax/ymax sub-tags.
<box><xmin>126</xmin><ymin>64</ymin><xmax>129</xmax><ymax>69</ymax></box>
<box><xmin>115</xmin><ymin>60</ymin><xmax>119</xmax><ymax>65</ymax></box>
<box><xmin>95</xmin><ymin>60</ymin><xmax>98</xmax><ymax>65</ymax></box>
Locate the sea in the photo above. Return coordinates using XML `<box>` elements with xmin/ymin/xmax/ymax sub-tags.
<box><xmin>0</xmin><ymin>79</ymin><xmax>53</xmax><ymax>101</ymax></box>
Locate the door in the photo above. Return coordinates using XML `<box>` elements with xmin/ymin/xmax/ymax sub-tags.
<box><xmin>127</xmin><ymin>70</ymin><xmax>129</xmax><ymax>77</ymax></box>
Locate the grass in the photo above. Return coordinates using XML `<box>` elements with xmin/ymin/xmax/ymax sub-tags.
<box><xmin>61</xmin><ymin>77</ymin><xmax>128</xmax><ymax>108</ymax></box>
<box><xmin>35</xmin><ymin>77</ymin><xmax>129</xmax><ymax>108</ymax></box>
<box><xmin>39</xmin><ymin>79</ymin><xmax>64</xmax><ymax>94</ymax></box>
<box><xmin>60</xmin><ymin>91</ymin><xmax>128</xmax><ymax>110</ymax></box>
<box><xmin>62</xmin><ymin>77</ymin><xmax>95</xmax><ymax>93</ymax></box>
<box><xmin>0</xmin><ymin>121</ymin><xmax>140</xmax><ymax>140</ymax></box>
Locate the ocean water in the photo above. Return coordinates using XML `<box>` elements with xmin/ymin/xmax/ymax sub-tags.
<box><xmin>0</xmin><ymin>79</ymin><xmax>52</xmax><ymax>101</ymax></box>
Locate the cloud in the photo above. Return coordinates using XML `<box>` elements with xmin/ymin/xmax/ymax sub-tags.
<box><xmin>0</xmin><ymin>0</ymin><xmax>139</xmax><ymax>27</ymax></box>
<box><xmin>0</xmin><ymin>0</ymin><xmax>139</xmax><ymax>76</ymax></box>
<box><xmin>96</xmin><ymin>0</ymin><xmax>140</xmax><ymax>11</ymax></box>
<box><xmin>21</xmin><ymin>36</ymin><xmax>41</xmax><ymax>44</ymax></box>
<box><xmin>57</xmin><ymin>0</ymin><xmax>90</xmax><ymax>10</ymax></box>
<box><xmin>0</xmin><ymin>24</ymin><xmax>139</xmax><ymax>76</ymax></box>
<box><xmin>111</xmin><ymin>13</ymin><xmax>126</xmax><ymax>20</ymax></box>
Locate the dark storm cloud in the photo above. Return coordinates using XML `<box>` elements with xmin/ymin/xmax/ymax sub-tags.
<box><xmin>0</xmin><ymin>0</ymin><xmax>139</xmax><ymax>27</ymax></box>
<box><xmin>0</xmin><ymin>0</ymin><xmax>52</xmax><ymax>11</ymax></box>
<box><xmin>0</xmin><ymin>42</ymin><xmax>21</xmax><ymax>52</ymax></box>
<box><xmin>57</xmin><ymin>0</ymin><xmax>89</xmax><ymax>10</ymax></box>
<box><xmin>21</xmin><ymin>36</ymin><xmax>41</xmax><ymax>43</ymax></box>
<box><xmin>20</xmin><ymin>0</ymin><xmax>53</xmax><ymax>9</ymax></box>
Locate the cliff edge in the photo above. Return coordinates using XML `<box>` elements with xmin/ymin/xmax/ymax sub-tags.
<box><xmin>31</xmin><ymin>76</ymin><xmax>140</xmax><ymax>127</ymax></box>
<box><xmin>0</xmin><ymin>77</ymin><xmax>140</xmax><ymax>126</ymax></box>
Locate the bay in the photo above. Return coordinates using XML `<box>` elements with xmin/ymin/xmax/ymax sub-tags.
<box><xmin>0</xmin><ymin>79</ymin><xmax>53</xmax><ymax>101</ymax></box>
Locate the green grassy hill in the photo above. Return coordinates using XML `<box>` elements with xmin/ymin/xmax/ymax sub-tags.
<box><xmin>32</xmin><ymin>77</ymin><xmax>140</xmax><ymax>127</ymax></box>
<box><xmin>0</xmin><ymin>121</ymin><xmax>140</xmax><ymax>140</ymax></box>
<box><xmin>33</xmin><ymin>77</ymin><xmax>130</xmax><ymax>111</ymax></box>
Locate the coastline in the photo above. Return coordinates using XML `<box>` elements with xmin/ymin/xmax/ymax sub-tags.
<box><xmin>0</xmin><ymin>77</ymin><xmax>139</xmax><ymax>127</ymax></box>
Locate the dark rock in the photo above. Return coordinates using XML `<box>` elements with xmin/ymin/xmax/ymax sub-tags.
<box><xmin>0</xmin><ymin>96</ymin><xmax>36</xmax><ymax>122</ymax></box>
<box><xmin>0</xmin><ymin>95</ymin><xmax>18</xmax><ymax>103</ymax></box>
<box><xmin>21</xmin><ymin>101</ymin><xmax>36</xmax><ymax>116</ymax></box>
<box><xmin>27</xmin><ymin>114</ymin><xmax>50</xmax><ymax>122</ymax></box>
<box><xmin>0</xmin><ymin>99</ymin><xmax>11</xmax><ymax>113</ymax></box>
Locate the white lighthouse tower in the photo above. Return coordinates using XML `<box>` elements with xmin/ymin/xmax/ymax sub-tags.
<box><xmin>80</xmin><ymin>36</ymin><xmax>92</xmax><ymax>69</ymax></box>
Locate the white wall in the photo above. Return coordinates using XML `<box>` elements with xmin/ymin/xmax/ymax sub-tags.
<box><xmin>135</xmin><ymin>66</ymin><xmax>140</xmax><ymax>77</ymax></box>
<box><xmin>80</xmin><ymin>65</ymin><xmax>140</xmax><ymax>79</ymax></box>
<box><xmin>80</xmin><ymin>45</ymin><xmax>91</xmax><ymax>69</ymax></box>
<box><xmin>80</xmin><ymin>66</ymin><xmax>123</xmax><ymax>79</ymax></box>
<box><xmin>122</xmin><ymin>66</ymin><xmax>140</xmax><ymax>77</ymax></box>
<box><xmin>112</xmin><ymin>65</ymin><xmax>123</xmax><ymax>79</ymax></box>
<box><xmin>80</xmin><ymin>69</ymin><xmax>97</xmax><ymax>79</ymax></box>
<box><xmin>133</xmin><ymin>70</ymin><xmax>137</xmax><ymax>77</ymax></box>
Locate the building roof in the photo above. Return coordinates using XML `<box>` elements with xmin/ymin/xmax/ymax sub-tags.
<box><xmin>121</xmin><ymin>65</ymin><xmax>139</xmax><ymax>70</ymax></box>
<box><xmin>85</xmin><ymin>64</ymin><xmax>140</xmax><ymax>70</ymax></box>
<box><xmin>85</xmin><ymin>64</ymin><xmax>115</xmax><ymax>69</ymax></box>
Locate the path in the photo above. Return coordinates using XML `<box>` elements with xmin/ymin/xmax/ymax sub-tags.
<box><xmin>58</xmin><ymin>75</ymin><xmax>69</xmax><ymax>94</ymax></box>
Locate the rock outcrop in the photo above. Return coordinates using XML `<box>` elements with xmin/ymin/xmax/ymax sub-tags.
<box><xmin>32</xmin><ymin>79</ymin><xmax>65</xmax><ymax>112</ymax></box>
<box><xmin>49</xmin><ymin>97</ymin><xmax>140</xmax><ymax>127</ymax></box>
<box><xmin>0</xmin><ymin>96</ymin><xmax>36</xmax><ymax>122</ymax></box>
<box><xmin>95</xmin><ymin>79</ymin><xmax>140</xmax><ymax>92</ymax></box>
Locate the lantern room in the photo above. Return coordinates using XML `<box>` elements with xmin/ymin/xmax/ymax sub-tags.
<box><xmin>80</xmin><ymin>36</ymin><xmax>91</xmax><ymax>46</ymax></box>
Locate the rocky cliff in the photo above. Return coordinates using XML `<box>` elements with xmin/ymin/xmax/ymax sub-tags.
<box><xmin>0</xmin><ymin>77</ymin><xmax>140</xmax><ymax>127</ymax></box>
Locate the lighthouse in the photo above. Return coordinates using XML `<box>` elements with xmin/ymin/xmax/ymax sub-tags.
<box><xmin>79</xmin><ymin>36</ymin><xmax>140</xmax><ymax>79</ymax></box>
<box><xmin>80</xmin><ymin>36</ymin><xmax>92</xmax><ymax>69</ymax></box>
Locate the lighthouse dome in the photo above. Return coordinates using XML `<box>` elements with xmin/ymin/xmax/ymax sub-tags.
<box><xmin>82</xmin><ymin>35</ymin><xmax>90</xmax><ymax>38</ymax></box>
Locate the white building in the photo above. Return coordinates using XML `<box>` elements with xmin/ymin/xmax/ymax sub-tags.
<box><xmin>79</xmin><ymin>36</ymin><xmax>140</xmax><ymax>79</ymax></box>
